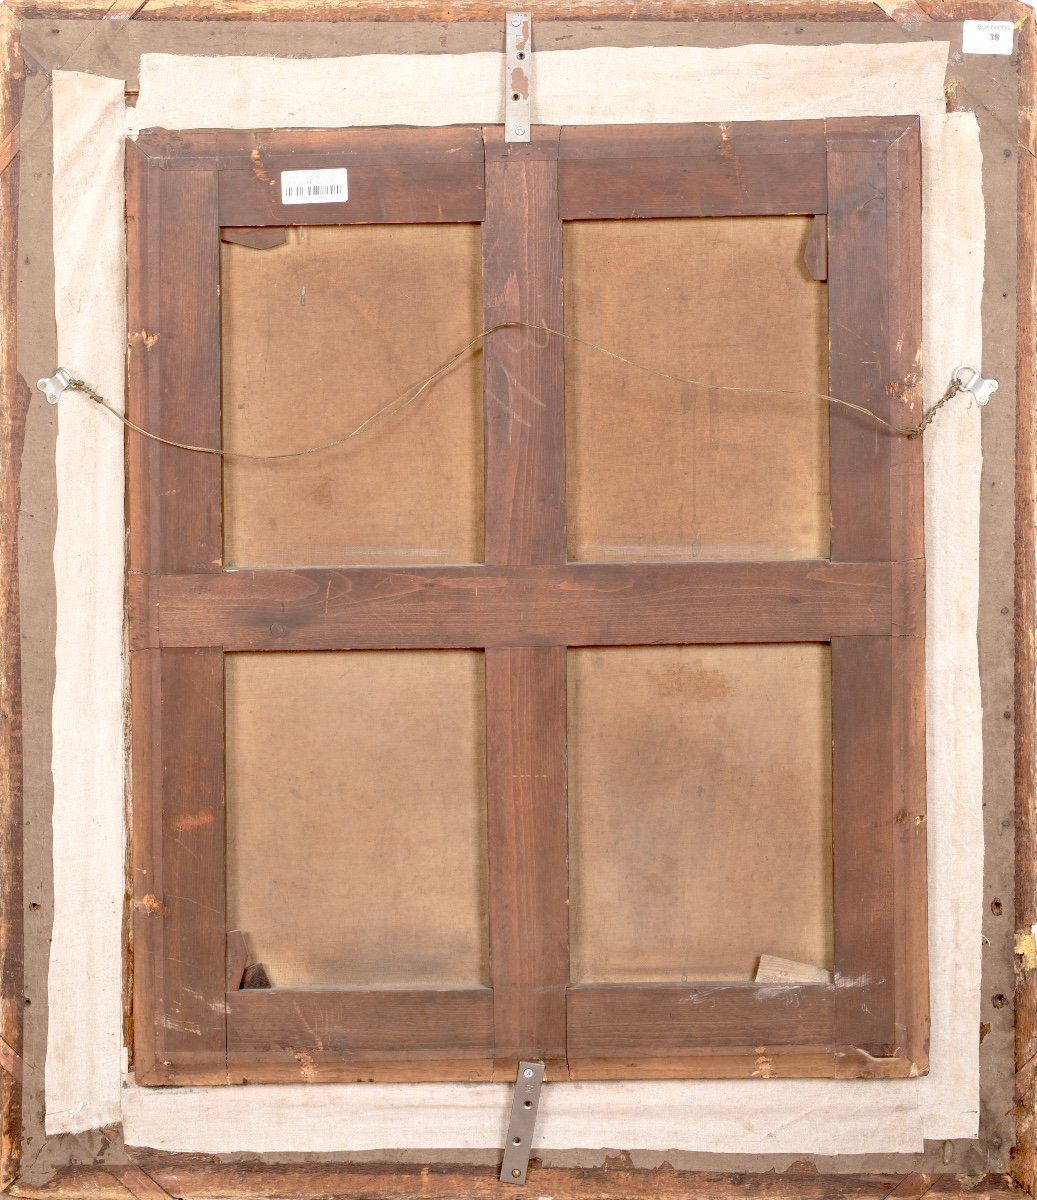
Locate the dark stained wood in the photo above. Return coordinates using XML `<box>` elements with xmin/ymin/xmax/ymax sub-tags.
<box><xmin>218</xmin><ymin>163</ymin><xmax>485</xmax><ymax>226</ymax></box>
<box><xmin>136</xmin><ymin>125</ymin><xmax>486</xmax><ymax>168</ymax></box>
<box><xmin>482</xmin><ymin>126</ymin><xmax>565</xmax><ymax>566</ymax></box>
<box><xmin>485</xmin><ymin>647</ymin><xmax>569</xmax><ymax>1066</ymax></box>
<box><xmin>131</xmin><ymin>648</ymin><xmax>227</xmax><ymax>1085</ymax></box>
<box><xmin>225</xmin><ymin>930</ymin><xmax>248</xmax><ymax>992</ymax></box>
<box><xmin>132</xmin><ymin>127</ymin><xmax>487</xmax><ymax>226</ymax></box>
<box><xmin>567</xmin><ymin>983</ymin><xmax>835</xmax><ymax>1056</ymax></box>
<box><xmin>560</xmin><ymin>122</ymin><xmax>827</xmax><ymax>163</ymax></box>
<box><xmin>568</xmin><ymin>1048</ymin><xmax>918</xmax><ymax>1081</ymax></box>
<box><xmin>830</xmin><ymin>638</ymin><xmax>896</xmax><ymax>1053</ymax></box>
<box><xmin>128</xmin><ymin>143</ymin><xmax>227</xmax><ymax>1084</ymax></box>
<box><xmin>226</xmin><ymin>988</ymin><xmax>494</xmax><ymax>1062</ymax></box>
<box><xmin>124</xmin><ymin>115</ymin><xmax>928</xmax><ymax>1085</ymax></box>
<box><xmin>128</xmin><ymin>560</ymin><xmax>910</xmax><ymax>651</ymax></box>
<box><xmin>1016</xmin><ymin>12</ymin><xmax>1037</xmax><ymax>1195</ymax></box>
<box><xmin>220</xmin><ymin>226</ymin><xmax>287</xmax><ymax>249</ymax></box>
<box><xmin>126</xmin><ymin>157</ymin><xmax>222</xmax><ymax>574</ymax></box>
<box><xmin>825</xmin><ymin>116</ymin><xmax>926</xmax><ymax>1070</ymax></box>
<box><xmin>559</xmin><ymin>122</ymin><xmax>827</xmax><ymax>219</ymax></box>
<box><xmin>804</xmin><ymin>213</ymin><xmax>828</xmax><ymax>281</ymax></box>
<box><xmin>826</xmin><ymin>116</ymin><xmax>922</xmax><ymax>565</ymax></box>
<box><xmin>891</xmin><ymin>626</ymin><xmax>929</xmax><ymax>1074</ymax></box>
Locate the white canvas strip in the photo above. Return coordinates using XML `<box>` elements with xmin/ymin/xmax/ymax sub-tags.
<box><xmin>127</xmin><ymin>43</ymin><xmax>950</xmax><ymax>133</ymax></box>
<box><xmin>47</xmin><ymin>70</ymin><xmax>128</xmax><ymax>1135</ymax></box>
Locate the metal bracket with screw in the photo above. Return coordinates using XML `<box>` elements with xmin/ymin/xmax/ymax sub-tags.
<box><xmin>500</xmin><ymin>1060</ymin><xmax>544</xmax><ymax>1185</ymax></box>
<box><xmin>505</xmin><ymin>13</ymin><xmax>531</xmax><ymax>143</ymax></box>
<box><xmin>954</xmin><ymin>365</ymin><xmax>998</xmax><ymax>406</ymax></box>
<box><xmin>36</xmin><ymin>368</ymin><xmax>74</xmax><ymax>405</ymax></box>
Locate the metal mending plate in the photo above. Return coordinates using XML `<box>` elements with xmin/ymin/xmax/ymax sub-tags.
<box><xmin>505</xmin><ymin>13</ymin><xmax>531</xmax><ymax>143</ymax></box>
<box><xmin>500</xmin><ymin>1060</ymin><xmax>544</xmax><ymax>1185</ymax></box>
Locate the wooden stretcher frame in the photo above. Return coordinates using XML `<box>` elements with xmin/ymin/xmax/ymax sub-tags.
<box><xmin>126</xmin><ymin>117</ymin><xmax>927</xmax><ymax>1087</ymax></box>
<box><xmin>0</xmin><ymin>0</ymin><xmax>1033</xmax><ymax>1196</ymax></box>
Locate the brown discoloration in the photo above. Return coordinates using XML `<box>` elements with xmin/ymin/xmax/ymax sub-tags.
<box><xmin>248</xmin><ymin>146</ymin><xmax>272</xmax><ymax>186</ymax></box>
<box><xmin>0</xmin><ymin>6</ymin><xmax>25</xmax><ymax>1190</ymax></box>
<box><xmin>804</xmin><ymin>213</ymin><xmax>828</xmax><ymax>281</ymax></box>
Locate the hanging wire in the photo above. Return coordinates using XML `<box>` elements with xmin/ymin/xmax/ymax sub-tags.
<box><xmin>43</xmin><ymin>320</ymin><xmax>973</xmax><ymax>459</ymax></box>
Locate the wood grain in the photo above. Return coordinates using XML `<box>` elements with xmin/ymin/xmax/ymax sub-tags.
<box><xmin>830</xmin><ymin>637</ymin><xmax>896</xmax><ymax>1053</ymax></box>
<box><xmin>0</xmin><ymin>6</ymin><xmax>24</xmax><ymax>1185</ymax></box>
<box><xmin>559</xmin><ymin>122</ymin><xmax>827</xmax><ymax>219</ymax></box>
<box><xmin>804</xmin><ymin>214</ymin><xmax>828</xmax><ymax>281</ymax></box>
<box><xmin>219</xmin><ymin>163</ymin><xmax>484</xmax><ymax>226</ymax></box>
<box><xmin>485</xmin><ymin>647</ymin><xmax>568</xmax><ymax>1065</ymax></box>
<box><xmin>136</xmin><ymin>125</ymin><xmax>485</xmax><ymax>169</ymax></box>
<box><xmin>129</xmin><ymin>560</ymin><xmax>909</xmax><ymax>651</ymax></box>
<box><xmin>482</xmin><ymin>127</ymin><xmax>565</xmax><ymax>566</ymax></box>
<box><xmin>27</xmin><ymin>1163</ymin><xmax>1037</xmax><ymax>1200</ymax></box>
<box><xmin>127</xmin><ymin>157</ymin><xmax>222</xmax><ymax>575</ymax></box>
<box><xmin>138</xmin><ymin>127</ymin><xmax>486</xmax><ymax>225</ymax></box>
<box><xmin>1016</xmin><ymin>10</ymin><xmax>1037</xmax><ymax>1195</ymax></box>
<box><xmin>891</xmin><ymin>625</ymin><xmax>928</xmax><ymax>1073</ymax></box>
<box><xmin>131</xmin><ymin>649</ymin><xmax>227</xmax><ymax>1085</ymax></box>
<box><xmin>826</xmin><ymin>116</ymin><xmax>922</xmax><ymax>565</ymax></box>
<box><xmin>825</xmin><ymin>117</ymin><xmax>926</xmax><ymax>1068</ymax></box>
<box><xmin>127</xmin><ymin>147</ymin><xmax>228</xmax><ymax>1083</ymax></box>
<box><xmin>220</xmin><ymin>227</ymin><xmax>287</xmax><ymax>249</ymax></box>
<box><xmin>566</xmin><ymin>983</ymin><xmax>835</xmax><ymax>1055</ymax></box>
<box><xmin>226</xmin><ymin>988</ymin><xmax>494</xmax><ymax>1061</ymax></box>
<box><xmin>122</xmin><ymin>114</ymin><xmax>929</xmax><ymax>1085</ymax></box>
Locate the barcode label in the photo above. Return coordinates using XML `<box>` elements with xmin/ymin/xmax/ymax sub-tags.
<box><xmin>961</xmin><ymin>20</ymin><xmax>1013</xmax><ymax>55</ymax></box>
<box><xmin>280</xmin><ymin>168</ymin><xmax>349</xmax><ymax>205</ymax></box>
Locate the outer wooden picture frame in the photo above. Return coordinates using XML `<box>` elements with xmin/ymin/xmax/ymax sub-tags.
<box><xmin>1</xmin><ymin>2</ymin><xmax>1033</xmax><ymax>1197</ymax></box>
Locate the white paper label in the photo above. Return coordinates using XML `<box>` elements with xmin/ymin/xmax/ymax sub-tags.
<box><xmin>961</xmin><ymin>20</ymin><xmax>1013</xmax><ymax>55</ymax></box>
<box><xmin>280</xmin><ymin>168</ymin><xmax>349</xmax><ymax>205</ymax></box>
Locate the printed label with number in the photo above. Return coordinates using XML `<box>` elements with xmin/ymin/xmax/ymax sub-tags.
<box><xmin>961</xmin><ymin>20</ymin><xmax>1013</xmax><ymax>56</ymax></box>
<box><xmin>280</xmin><ymin>168</ymin><xmax>349</xmax><ymax>205</ymax></box>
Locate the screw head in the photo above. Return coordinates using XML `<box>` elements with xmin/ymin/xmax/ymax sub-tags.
<box><xmin>511</xmin><ymin>1169</ymin><xmax>522</xmax><ymax>1178</ymax></box>
<box><xmin>523</xmin><ymin>1067</ymin><xmax>534</xmax><ymax>1077</ymax></box>
<box><xmin>513</xmin><ymin>126</ymin><xmax>527</xmax><ymax>137</ymax></box>
<box><xmin>510</xmin><ymin>15</ymin><xmax>522</xmax><ymax>26</ymax></box>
